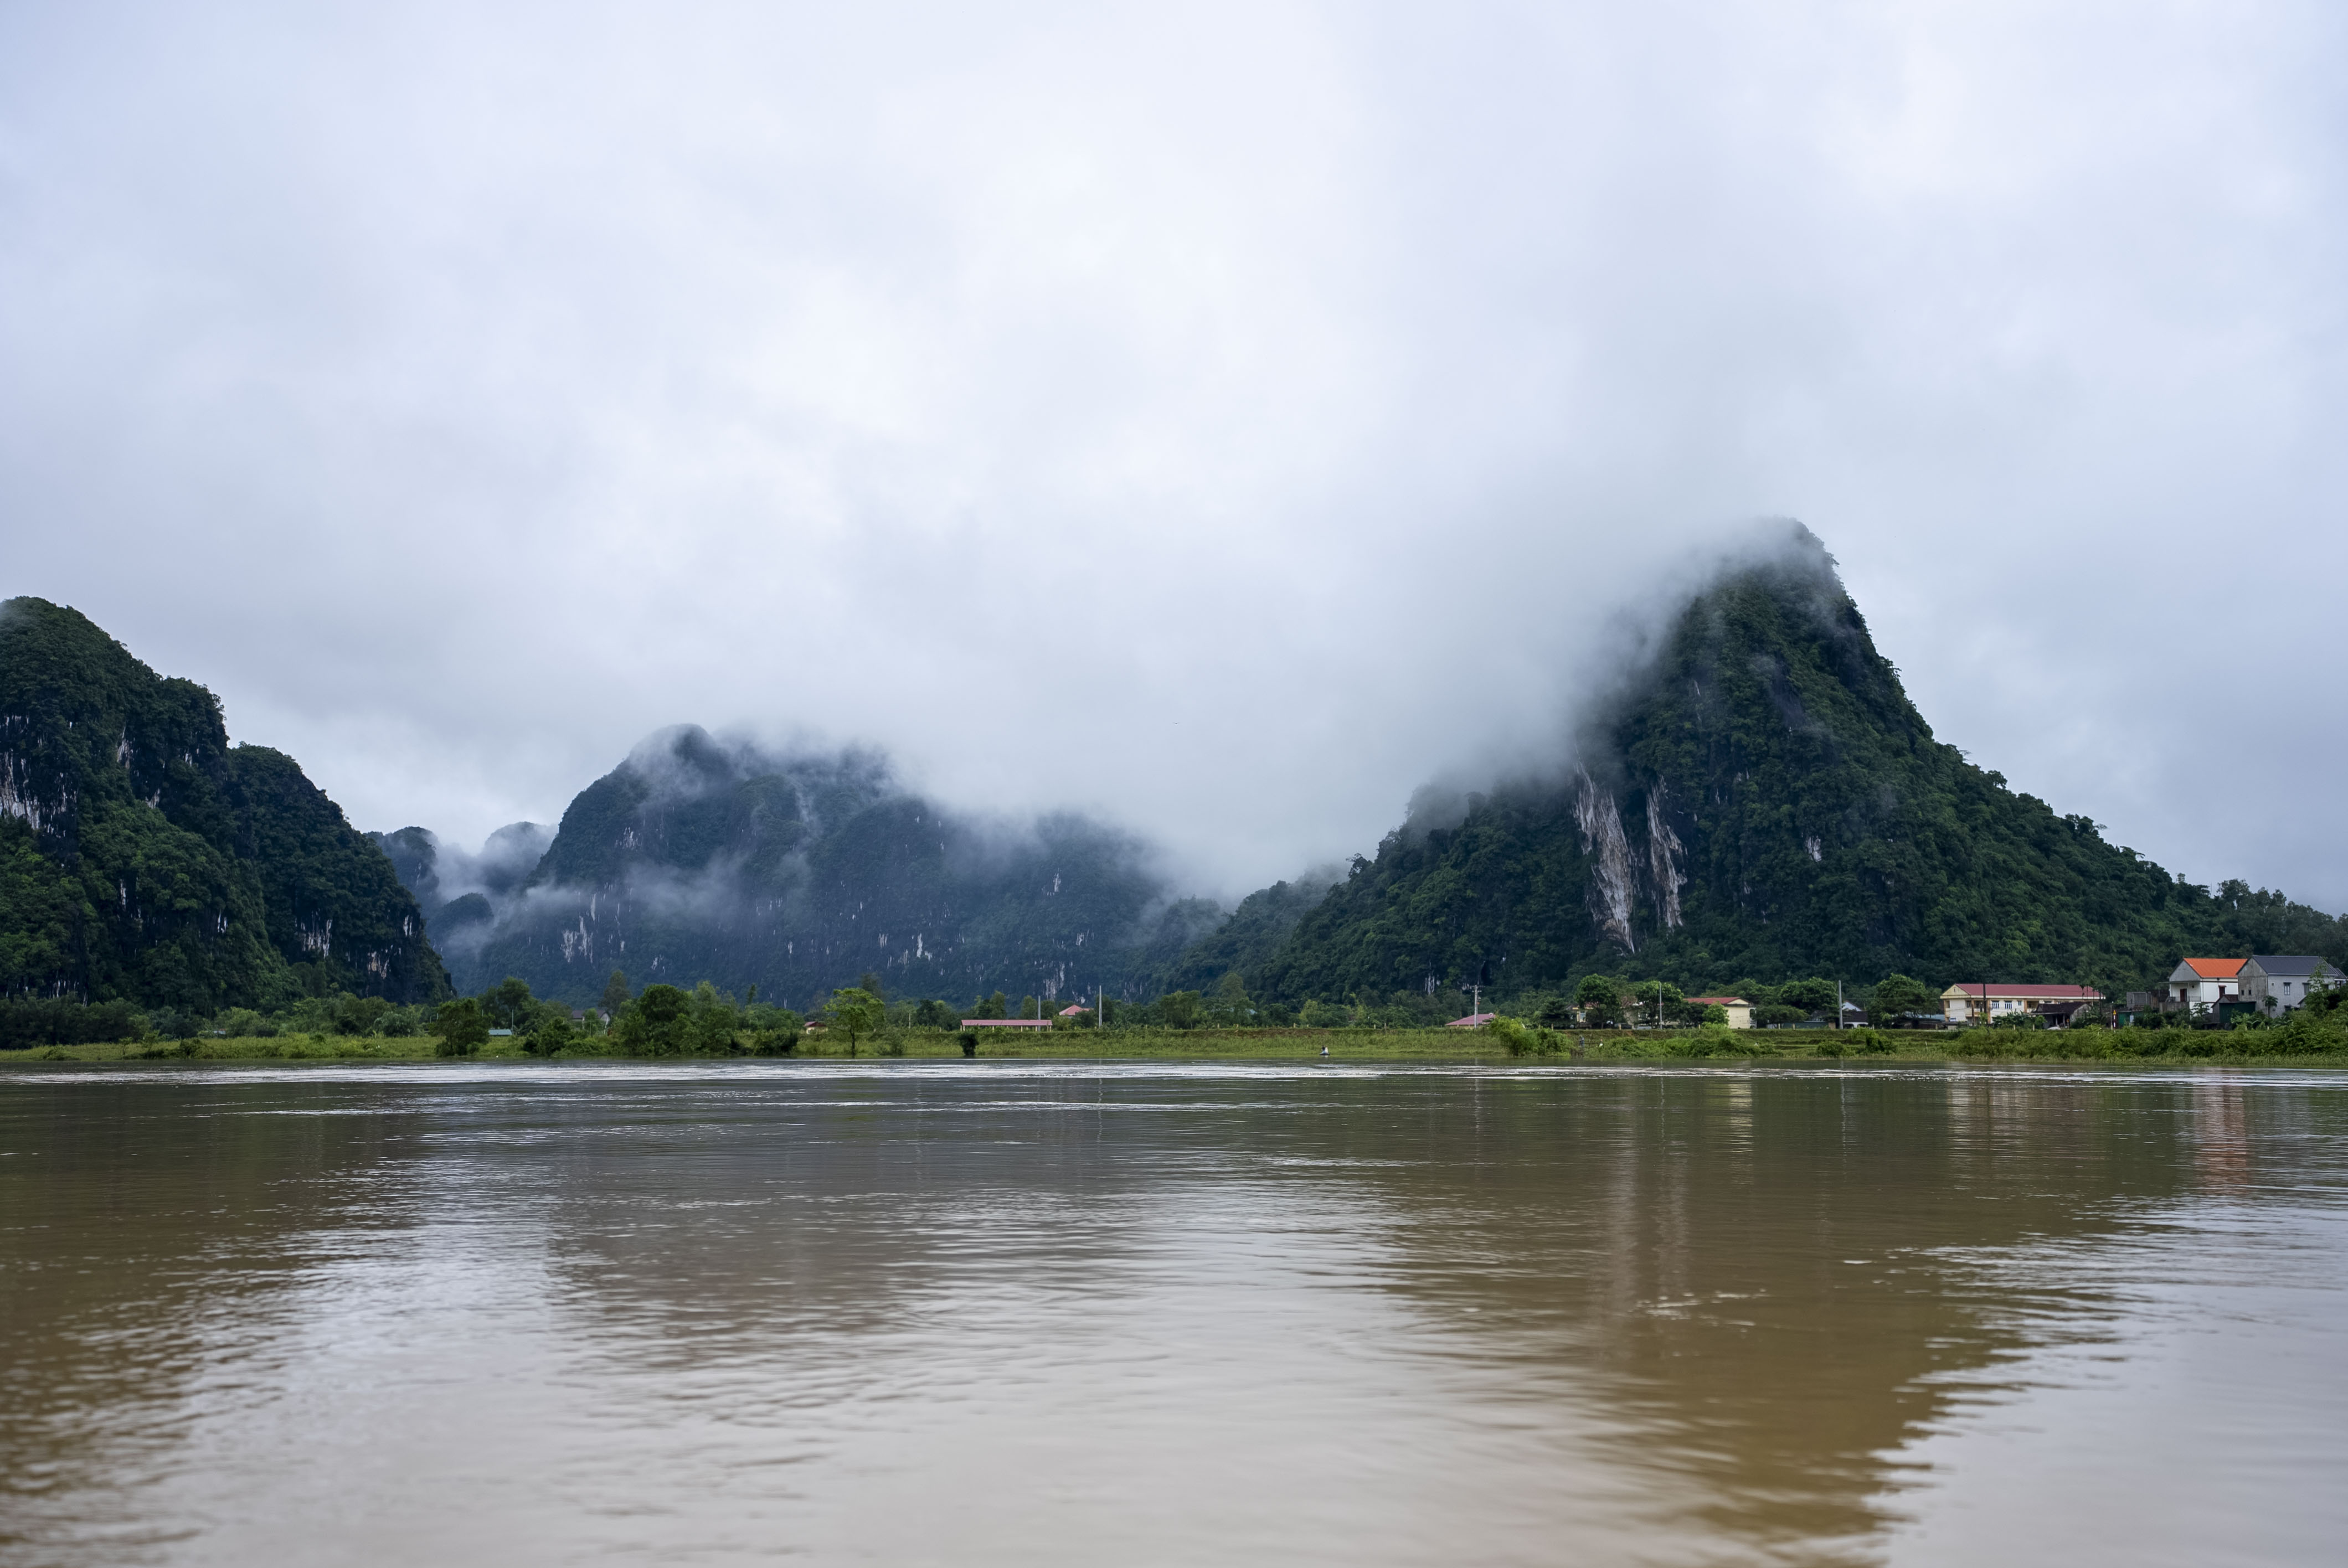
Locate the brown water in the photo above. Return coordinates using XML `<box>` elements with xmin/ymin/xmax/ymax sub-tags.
<box><xmin>4</xmin><ymin>1061</ymin><xmax>2346</xmax><ymax>1566</ymax></box>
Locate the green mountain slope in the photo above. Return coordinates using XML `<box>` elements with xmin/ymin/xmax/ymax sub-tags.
<box><xmin>408</xmin><ymin>725</ymin><xmax>1213</xmax><ymax>1008</ymax></box>
<box><xmin>0</xmin><ymin>597</ymin><xmax>448</xmax><ymax>1009</ymax></box>
<box><xmin>1229</xmin><ymin>527</ymin><xmax>2346</xmax><ymax>1004</ymax></box>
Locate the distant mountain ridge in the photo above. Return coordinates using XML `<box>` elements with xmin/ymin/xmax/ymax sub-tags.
<box><xmin>1178</xmin><ymin>525</ymin><xmax>2348</xmax><ymax>1004</ymax></box>
<box><xmin>0</xmin><ymin>597</ymin><xmax>446</xmax><ymax>1009</ymax></box>
<box><xmin>387</xmin><ymin>725</ymin><xmax>1219</xmax><ymax>1008</ymax></box>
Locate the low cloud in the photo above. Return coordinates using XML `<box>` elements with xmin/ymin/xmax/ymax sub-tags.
<box><xmin>6</xmin><ymin>2</ymin><xmax>2344</xmax><ymax>907</ymax></box>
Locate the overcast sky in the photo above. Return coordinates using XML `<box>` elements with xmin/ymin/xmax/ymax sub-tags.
<box><xmin>5</xmin><ymin>1</ymin><xmax>2344</xmax><ymax>907</ymax></box>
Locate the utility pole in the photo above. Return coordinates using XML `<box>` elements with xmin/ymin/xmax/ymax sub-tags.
<box><xmin>1836</xmin><ymin>978</ymin><xmax>1843</xmax><ymax>1030</ymax></box>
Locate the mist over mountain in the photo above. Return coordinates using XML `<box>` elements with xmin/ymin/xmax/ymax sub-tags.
<box><xmin>1177</xmin><ymin>525</ymin><xmax>2348</xmax><ymax>1005</ymax></box>
<box><xmin>0</xmin><ymin>596</ymin><xmax>445</xmax><ymax>1009</ymax></box>
<box><xmin>17</xmin><ymin>519</ymin><xmax>2341</xmax><ymax>1023</ymax></box>
<box><xmin>386</xmin><ymin>726</ymin><xmax>1219</xmax><ymax>1009</ymax></box>
<box><xmin>379</xmin><ymin>522</ymin><xmax>2348</xmax><ymax>1015</ymax></box>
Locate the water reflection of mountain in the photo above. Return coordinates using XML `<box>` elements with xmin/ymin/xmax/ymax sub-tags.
<box><xmin>1273</xmin><ymin>1071</ymin><xmax>2225</xmax><ymax>1557</ymax></box>
<box><xmin>517</xmin><ymin>1069</ymin><xmax>2246</xmax><ymax>1561</ymax></box>
<box><xmin>3</xmin><ymin>1066</ymin><xmax>2330</xmax><ymax>1567</ymax></box>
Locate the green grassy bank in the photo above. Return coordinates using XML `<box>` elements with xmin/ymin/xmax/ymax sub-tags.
<box><xmin>7</xmin><ymin>1025</ymin><xmax>2345</xmax><ymax>1067</ymax></box>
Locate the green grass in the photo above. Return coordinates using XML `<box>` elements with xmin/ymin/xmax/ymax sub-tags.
<box><xmin>7</xmin><ymin>1025</ymin><xmax>2341</xmax><ymax>1067</ymax></box>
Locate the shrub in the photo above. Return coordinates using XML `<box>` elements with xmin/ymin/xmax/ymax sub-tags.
<box><xmin>433</xmin><ymin>998</ymin><xmax>488</xmax><ymax>1057</ymax></box>
<box><xmin>333</xmin><ymin>994</ymin><xmax>392</xmax><ymax>1036</ymax></box>
<box><xmin>612</xmin><ymin>984</ymin><xmax>693</xmax><ymax>1056</ymax></box>
<box><xmin>1486</xmin><ymin>1015</ymin><xmax>1543</xmax><ymax>1056</ymax></box>
<box><xmin>1157</xmin><ymin>991</ymin><xmax>1203</xmax><ymax>1030</ymax></box>
<box><xmin>1678</xmin><ymin>1023</ymin><xmax>1755</xmax><ymax>1058</ymax></box>
<box><xmin>0</xmin><ymin>999</ymin><xmax>142</xmax><ymax>1049</ymax></box>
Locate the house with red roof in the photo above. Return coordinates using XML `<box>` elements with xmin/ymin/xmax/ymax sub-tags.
<box><xmin>1939</xmin><ymin>983</ymin><xmax>2102</xmax><ymax>1025</ymax></box>
<box><xmin>2165</xmin><ymin>958</ymin><xmax>2247</xmax><ymax>1012</ymax></box>
<box><xmin>1686</xmin><ymin>996</ymin><xmax>1752</xmax><ymax>1029</ymax></box>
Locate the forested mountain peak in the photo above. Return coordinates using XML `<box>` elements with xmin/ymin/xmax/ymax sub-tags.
<box><xmin>0</xmin><ymin>597</ymin><xmax>447</xmax><ymax>1008</ymax></box>
<box><xmin>1208</xmin><ymin>525</ymin><xmax>2346</xmax><ymax>1004</ymax></box>
<box><xmin>391</xmin><ymin>724</ymin><xmax>1213</xmax><ymax>1007</ymax></box>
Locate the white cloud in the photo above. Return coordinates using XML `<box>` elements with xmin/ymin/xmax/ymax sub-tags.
<box><xmin>4</xmin><ymin>0</ymin><xmax>2343</xmax><ymax>904</ymax></box>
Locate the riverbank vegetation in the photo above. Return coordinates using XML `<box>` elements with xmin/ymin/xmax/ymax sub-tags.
<box><xmin>11</xmin><ymin>1015</ymin><xmax>2346</xmax><ymax>1067</ymax></box>
<box><xmin>12</xmin><ymin>966</ymin><xmax>2347</xmax><ymax>1067</ymax></box>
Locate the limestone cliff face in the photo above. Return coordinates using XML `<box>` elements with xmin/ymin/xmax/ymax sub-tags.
<box><xmin>0</xmin><ymin>597</ymin><xmax>446</xmax><ymax>1008</ymax></box>
<box><xmin>1230</xmin><ymin>526</ymin><xmax>2304</xmax><ymax>1000</ymax></box>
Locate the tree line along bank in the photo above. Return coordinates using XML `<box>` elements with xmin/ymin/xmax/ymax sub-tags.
<box><xmin>17</xmin><ymin>963</ymin><xmax>2348</xmax><ymax>1062</ymax></box>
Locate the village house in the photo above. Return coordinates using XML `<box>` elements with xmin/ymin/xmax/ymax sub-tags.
<box><xmin>1940</xmin><ymin>983</ymin><xmax>2102</xmax><ymax>1025</ymax></box>
<box><xmin>2165</xmin><ymin>958</ymin><xmax>2246</xmax><ymax>1012</ymax></box>
<box><xmin>2238</xmin><ymin>956</ymin><xmax>2342</xmax><ymax>1014</ymax></box>
<box><xmin>1686</xmin><ymin>996</ymin><xmax>1753</xmax><ymax>1029</ymax></box>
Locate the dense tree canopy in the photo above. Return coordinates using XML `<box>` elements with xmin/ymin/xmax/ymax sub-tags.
<box><xmin>0</xmin><ymin>597</ymin><xmax>447</xmax><ymax>1009</ymax></box>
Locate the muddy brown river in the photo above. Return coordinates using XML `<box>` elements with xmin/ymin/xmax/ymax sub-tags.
<box><xmin>4</xmin><ymin>1061</ymin><xmax>2345</xmax><ymax>1565</ymax></box>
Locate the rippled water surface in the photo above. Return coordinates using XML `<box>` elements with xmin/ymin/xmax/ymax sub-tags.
<box><xmin>6</xmin><ymin>1061</ymin><xmax>2347</xmax><ymax>1566</ymax></box>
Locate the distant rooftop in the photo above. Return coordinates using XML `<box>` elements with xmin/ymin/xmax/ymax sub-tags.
<box><xmin>1941</xmin><ymin>983</ymin><xmax>2101</xmax><ymax>999</ymax></box>
<box><xmin>2180</xmin><ymin>958</ymin><xmax>2248</xmax><ymax>979</ymax></box>
<box><xmin>2249</xmin><ymin>955</ymin><xmax>2337</xmax><ymax>977</ymax></box>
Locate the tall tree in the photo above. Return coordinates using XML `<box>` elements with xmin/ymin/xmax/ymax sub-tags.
<box><xmin>827</xmin><ymin>987</ymin><xmax>883</xmax><ymax>1054</ymax></box>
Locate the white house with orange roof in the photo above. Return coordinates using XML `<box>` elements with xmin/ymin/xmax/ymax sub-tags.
<box><xmin>2165</xmin><ymin>958</ymin><xmax>2246</xmax><ymax>1011</ymax></box>
<box><xmin>1686</xmin><ymin>995</ymin><xmax>1753</xmax><ymax>1029</ymax></box>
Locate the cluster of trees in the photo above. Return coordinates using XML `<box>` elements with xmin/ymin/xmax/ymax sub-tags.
<box><xmin>1497</xmin><ymin>974</ymin><xmax>1944</xmax><ymax>1030</ymax></box>
<box><xmin>0</xmin><ymin>992</ymin><xmax>446</xmax><ymax>1049</ymax></box>
<box><xmin>428</xmin><ymin>971</ymin><xmax>812</xmax><ymax>1059</ymax></box>
<box><xmin>424</xmin><ymin>969</ymin><xmax>933</xmax><ymax>1059</ymax></box>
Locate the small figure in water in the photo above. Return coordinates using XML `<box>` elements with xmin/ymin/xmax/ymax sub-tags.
<box><xmin>1320</xmin><ymin>1045</ymin><xmax>1330</xmax><ymax>1058</ymax></box>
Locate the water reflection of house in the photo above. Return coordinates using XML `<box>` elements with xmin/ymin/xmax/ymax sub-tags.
<box><xmin>1939</xmin><ymin>983</ymin><xmax>2101</xmax><ymax>1024</ymax></box>
<box><xmin>2193</xmin><ymin>1079</ymin><xmax>2250</xmax><ymax>1192</ymax></box>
